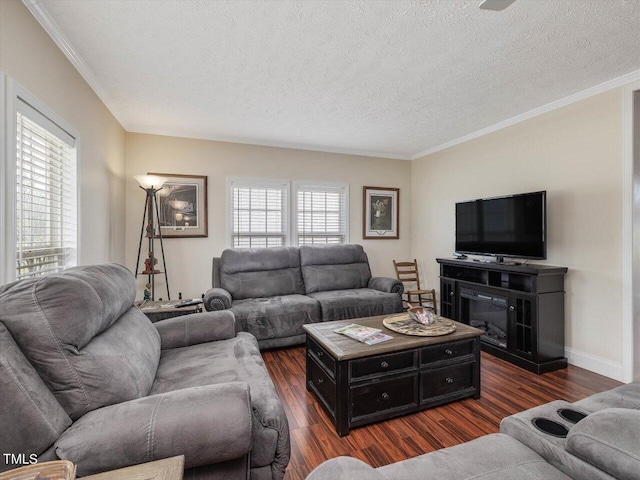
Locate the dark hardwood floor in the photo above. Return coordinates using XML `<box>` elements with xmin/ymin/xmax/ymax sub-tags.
<box><xmin>263</xmin><ymin>346</ymin><xmax>622</xmax><ymax>480</ymax></box>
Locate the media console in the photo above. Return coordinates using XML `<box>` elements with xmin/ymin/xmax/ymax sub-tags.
<box><xmin>437</xmin><ymin>258</ymin><xmax>568</xmax><ymax>373</ymax></box>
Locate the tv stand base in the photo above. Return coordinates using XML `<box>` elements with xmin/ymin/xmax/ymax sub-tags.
<box><xmin>481</xmin><ymin>342</ymin><xmax>568</xmax><ymax>374</ymax></box>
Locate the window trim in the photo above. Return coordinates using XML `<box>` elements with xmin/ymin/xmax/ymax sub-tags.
<box><xmin>3</xmin><ymin>78</ymin><xmax>81</xmax><ymax>283</ymax></box>
<box><xmin>293</xmin><ymin>180</ymin><xmax>350</xmax><ymax>246</ymax></box>
<box><xmin>0</xmin><ymin>71</ymin><xmax>7</xmax><ymax>283</ymax></box>
<box><xmin>226</xmin><ymin>176</ymin><xmax>291</xmax><ymax>248</ymax></box>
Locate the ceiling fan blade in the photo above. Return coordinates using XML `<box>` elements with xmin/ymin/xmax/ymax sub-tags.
<box><xmin>479</xmin><ymin>0</ymin><xmax>517</xmax><ymax>11</ymax></box>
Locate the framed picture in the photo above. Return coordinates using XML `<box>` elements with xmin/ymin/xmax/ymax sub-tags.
<box><xmin>149</xmin><ymin>173</ymin><xmax>208</xmax><ymax>238</ymax></box>
<box><xmin>363</xmin><ymin>186</ymin><xmax>399</xmax><ymax>239</ymax></box>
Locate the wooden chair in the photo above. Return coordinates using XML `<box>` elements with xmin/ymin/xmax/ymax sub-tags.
<box><xmin>393</xmin><ymin>259</ymin><xmax>437</xmax><ymax>314</ymax></box>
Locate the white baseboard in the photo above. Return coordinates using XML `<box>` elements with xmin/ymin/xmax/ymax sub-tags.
<box><xmin>565</xmin><ymin>347</ymin><xmax>623</xmax><ymax>381</ymax></box>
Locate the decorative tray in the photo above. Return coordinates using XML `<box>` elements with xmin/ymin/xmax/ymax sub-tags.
<box><xmin>383</xmin><ymin>313</ymin><xmax>456</xmax><ymax>336</ymax></box>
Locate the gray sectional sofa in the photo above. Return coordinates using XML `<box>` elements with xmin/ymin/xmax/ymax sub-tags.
<box><xmin>204</xmin><ymin>244</ymin><xmax>404</xmax><ymax>349</ymax></box>
<box><xmin>306</xmin><ymin>382</ymin><xmax>640</xmax><ymax>480</ymax></box>
<box><xmin>0</xmin><ymin>264</ymin><xmax>289</xmax><ymax>480</ymax></box>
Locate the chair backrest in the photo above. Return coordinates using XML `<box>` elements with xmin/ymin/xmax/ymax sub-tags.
<box><xmin>218</xmin><ymin>246</ymin><xmax>305</xmax><ymax>300</ymax></box>
<box><xmin>300</xmin><ymin>244</ymin><xmax>372</xmax><ymax>293</ymax></box>
<box><xmin>0</xmin><ymin>264</ymin><xmax>161</xmax><ymax>420</ymax></box>
<box><xmin>393</xmin><ymin>259</ymin><xmax>422</xmax><ymax>289</ymax></box>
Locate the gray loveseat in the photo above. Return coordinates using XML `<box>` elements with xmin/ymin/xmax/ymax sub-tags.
<box><xmin>306</xmin><ymin>382</ymin><xmax>640</xmax><ymax>480</ymax></box>
<box><xmin>204</xmin><ymin>244</ymin><xmax>404</xmax><ymax>349</ymax></box>
<box><xmin>0</xmin><ymin>264</ymin><xmax>289</xmax><ymax>480</ymax></box>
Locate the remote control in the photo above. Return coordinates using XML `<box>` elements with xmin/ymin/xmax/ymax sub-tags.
<box><xmin>452</xmin><ymin>252</ymin><xmax>467</xmax><ymax>259</ymax></box>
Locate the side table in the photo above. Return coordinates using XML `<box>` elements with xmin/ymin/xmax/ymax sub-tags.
<box><xmin>135</xmin><ymin>300</ymin><xmax>202</xmax><ymax>323</ymax></box>
<box><xmin>82</xmin><ymin>456</ymin><xmax>184</xmax><ymax>480</ymax></box>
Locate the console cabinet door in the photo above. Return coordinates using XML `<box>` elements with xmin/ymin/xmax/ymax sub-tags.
<box><xmin>440</xmin><ymin>279</ymin><xmax>457</xmax><ymax>320</ymax></box>
<box><xmin>508</xmin><ymin>294</ymin><xmax>537</xmax><ymax>360</ymax></box>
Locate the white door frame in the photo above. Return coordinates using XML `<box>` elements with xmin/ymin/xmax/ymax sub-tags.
<box><xmin>622</xmin><ymin>80</ymin><xmax>640</xmax><ymax>383</ymax></box>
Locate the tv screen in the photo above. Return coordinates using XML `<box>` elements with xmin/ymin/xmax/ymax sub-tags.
<box><xmin>455</xmin><ymin>191</ymin><xmax>546</xmax><ymax>259</ymax></box>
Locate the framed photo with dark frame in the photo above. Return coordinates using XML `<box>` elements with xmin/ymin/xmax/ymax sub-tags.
<box><xmin>363</xmin><ymin>186</ymin><xmax>399</xmax><ymax>239</ymax></box>
<box><xmin>149</xmin><ymin>173</ymin><xmax>208</xmax><ymax>238</ymax></box>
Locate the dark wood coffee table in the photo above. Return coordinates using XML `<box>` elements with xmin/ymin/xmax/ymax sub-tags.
<box><xmin>303</xmin><ymin>315</ymin><xmax>484</xmax><ymax>436</ymax></box>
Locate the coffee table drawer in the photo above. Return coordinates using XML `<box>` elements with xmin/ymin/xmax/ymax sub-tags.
<box><xmin>350</xmin><ymin>350</ymin><xmax>417</xmax><ymax>381</ymax></box>
<box><xmin>350</xmin><ymin>375</ymin><xmax>417</xmax><ymax>420</ymax></box>
<box><xmin>421</xmin><ymin>339</ymin><xmax>474</xmax><ymax>365</ymax></box>
<box><xmin>420</xmin><ymin>361</ymin><xmax>475</xmax><ymax>403</ymax></box>
<box><xmin>308</xmin><ymin>354</ymin><xmax>336</xmax><ymax>415</ymax></box>
<box><xmin>307</xmin><ymin>337</ymin><xmax>335</xmax><ymax>377</ymax></box>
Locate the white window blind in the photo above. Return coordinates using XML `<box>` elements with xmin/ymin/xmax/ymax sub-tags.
<box><xmin>230</xmin><ymin>179</ymin><xmax>289</xmax><ymax>248</ymax></box>
<box><xmin>295</xmin><ymin>183</ymin><xmax>348</xmax><ymax>245</ymax></box>
<box><xmin>15</xmin><ymin>99</ymin><xmax>77</xmax><ymax>280</ymax></box>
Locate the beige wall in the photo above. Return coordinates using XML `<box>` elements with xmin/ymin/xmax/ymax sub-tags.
<box><xmin>412</xmin><ymin>89</ymin><xmax>624</xmax><ymax>373</ymax></box>
<box><xmin>125</xmin><ymin>133</ymin><xmax>412</xmax><ymax>298</ymax></box>
<box><xmin>0</xmin><ymin>0</ymin><xmax>126</xmax><ymax>267</ymax></box>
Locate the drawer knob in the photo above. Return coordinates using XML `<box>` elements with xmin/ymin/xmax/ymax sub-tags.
<box><xmin>317</xmin><ymin>378</ymin><xmax>324</xmax><ymax>384</ymax></box>
<box><xmin>445</xmin><ymin>349</ymin><xmax>453</xmax><ymax>355</ymax></box>
<box><xmin>317</xmin><ymin>350</ymin><xmax>323</xmax><ymax>357</ymax></box>
<box><xmin>381</xmin><ymin>361</ymin><xmax>389</xmax><ymax>369</ymax></box>
<box><xmin>446</xmin><ymin>377</ymin><xmax>454</xmax><ymax>384</ymax></box>
<box><xmin>382</xmin><ymin>392</ymin><xmax>390</xmax><ymax>400</ymax></box>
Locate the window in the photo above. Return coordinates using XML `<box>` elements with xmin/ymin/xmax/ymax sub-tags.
<box><xmin>294</xmin><ymin>182</ymin><xmax>349</xmax><ymax>245</ymax></box>
<box><xmin>15</xmin><ymin>98</ymin><xmax>77</xmax><ymax>279</ymax></box>
<box><xmin>229</xmin><ymin>178</ymin><xmax>289</xmax><ymax>248</ymax></box>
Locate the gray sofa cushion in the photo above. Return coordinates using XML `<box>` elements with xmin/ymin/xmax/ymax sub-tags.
<box><xmin>0</xmin><ymin>323</ymin><xmax>71</xmax><ymax>471</ymax></box>
<box><xmin>308</xmin><ymin>288</ymin><xmax>403</xmax><ymax>321</ymax></box>
<box><xmin>566</xmin><ymin>408</ymin><xmax>640</xmax><ymax>480</ymax></box>
<box><xmin>55</xmin><ymin>382</ymin><xmax>252</xmax><ymax>477</ymax></box>
<box><xmin>230</xmin><ymin>295</ymin><xmax>321</xmax><ymax>341</ymax></box>
<box><xmin>573</xmin><ymin>383</ymin><xmax>640</xmax><ymax>412</ymax></box>
<box><xmin>377</xmin><ymin>433</ymin><xmax>572</xmax><ymax>480</ymax></box>
<box><xmin>149</xmin><ymin>332</ymin><xmax>290</xmax><ymax>480</ymax></box>
<box><xmin>220</xmin><ymin>247</ymin><xmax>305</xmax><ymax>299</ymax></box>
<box><xmin>0</xmin><ymin>264</ymin><xmax>161</xmax><ymax>419</ymax></box>
<box><xmin>300</xmin><ymin>244</ymin><xmax>372</xmax><ymax>293</ymax></box>
<box><xmin>306</xmin><ymin>457</ymin><xmax>384</xmax><ymax>480</ymax></box>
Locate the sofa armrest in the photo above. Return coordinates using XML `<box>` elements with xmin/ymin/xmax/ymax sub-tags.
<box><xmin>566</xmin><ymin>408</ymin><xmax>640</xmax><ymax>480</ymax></box>
<box><xmin>306</xmin><ymin>457</ymin><xmax>383</xmax><ymax>480</ymax></box>
<box><xmin>54</xmin><ymin>382</ymin><xmax>252</xmax><ymax>477</ymax></box>
<box><xmin>203</xmin><ymin>287</ymin><xmax>233</xmax><ymax>311</ymax></box>
<box><xmin>368</xmin><ymin>276</ymin><xmax>404</xmax><ymax>296</ymax></box>
<box><xmin>154</xmin><ymin>310</ymin><xmax>236</xmax><ymax>349</ymax></box>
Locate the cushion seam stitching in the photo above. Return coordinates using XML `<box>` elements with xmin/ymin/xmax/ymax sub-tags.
<box><xmin>147</xmin><ymin>395</ymin><xmax>164</xmax><ymax>462</ymax></box>
<box><xmin>31</xmin><ymin>282</ymin><xmax>92</xmax><ymax>414</ymax></box>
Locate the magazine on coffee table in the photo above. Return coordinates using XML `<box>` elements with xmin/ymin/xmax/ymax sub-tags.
<box><xmin>334</xmin><ymin>323</ymin><xmax>393</xmax><ymax>345</ymax></box>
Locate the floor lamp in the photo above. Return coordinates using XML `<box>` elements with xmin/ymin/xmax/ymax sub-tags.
<box><xmin>134</xmin><ymin>174</ymin><xmax>170</xmax><ymax>301</ymax></box>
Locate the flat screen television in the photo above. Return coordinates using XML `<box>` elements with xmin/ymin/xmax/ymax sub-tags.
<box><xmin>455</xmin><ymin>191</ymin><xmax>546</xmax><ymax>261</ymax></box>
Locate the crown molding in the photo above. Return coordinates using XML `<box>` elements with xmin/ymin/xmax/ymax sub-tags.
<box><xmin>410</xmin><ymin>67</ymin><xmax>640</xmax><ymax>160</ymax></box>
<box><xmin>21</xmin><ymin>0</ymin><xmax>128</xmax><ymax>128</ymax></box>
<box><xmin>127</xmin><ymin>126</ymin><xmax>413</xmax><ymax>160</ymax></box>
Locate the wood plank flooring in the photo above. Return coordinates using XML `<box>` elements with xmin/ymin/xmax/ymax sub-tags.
<box><xmin>262</xmin><ymin>346</ymin><xmax>622</xmax><ymax>480</ymax></box>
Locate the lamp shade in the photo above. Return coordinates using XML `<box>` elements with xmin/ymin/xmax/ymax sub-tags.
<box><xmin>134</xmin><ymin>174</ymin><xmax>168</xmax><ymax>189</ymax></box>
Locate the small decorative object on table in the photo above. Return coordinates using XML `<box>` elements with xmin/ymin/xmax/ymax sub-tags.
<box><xmin>143</xmin><ymin>282</ymin><xmax>151</xmax><ymax>301</ymax></box>
<box><xmin>0</xmin><ymin>460</ymin><xmax>76</xmax><ymax>480</ymax></box>
<box><xmin>407</xmin><ymin>303</ymin><xmax>435</xmax><ymax>325</ymax></box>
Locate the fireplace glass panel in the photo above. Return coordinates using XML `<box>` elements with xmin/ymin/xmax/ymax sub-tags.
<box><xmin>461</xmin><ymin>297</ymin><xmax>508</xmax><ymax>349</ymax></box>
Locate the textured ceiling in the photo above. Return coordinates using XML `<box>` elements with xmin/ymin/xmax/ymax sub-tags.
<box><xmin>36</xmin><ymin>0</ymin><xmax>640</xmax><ymax>159</ymax></box>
